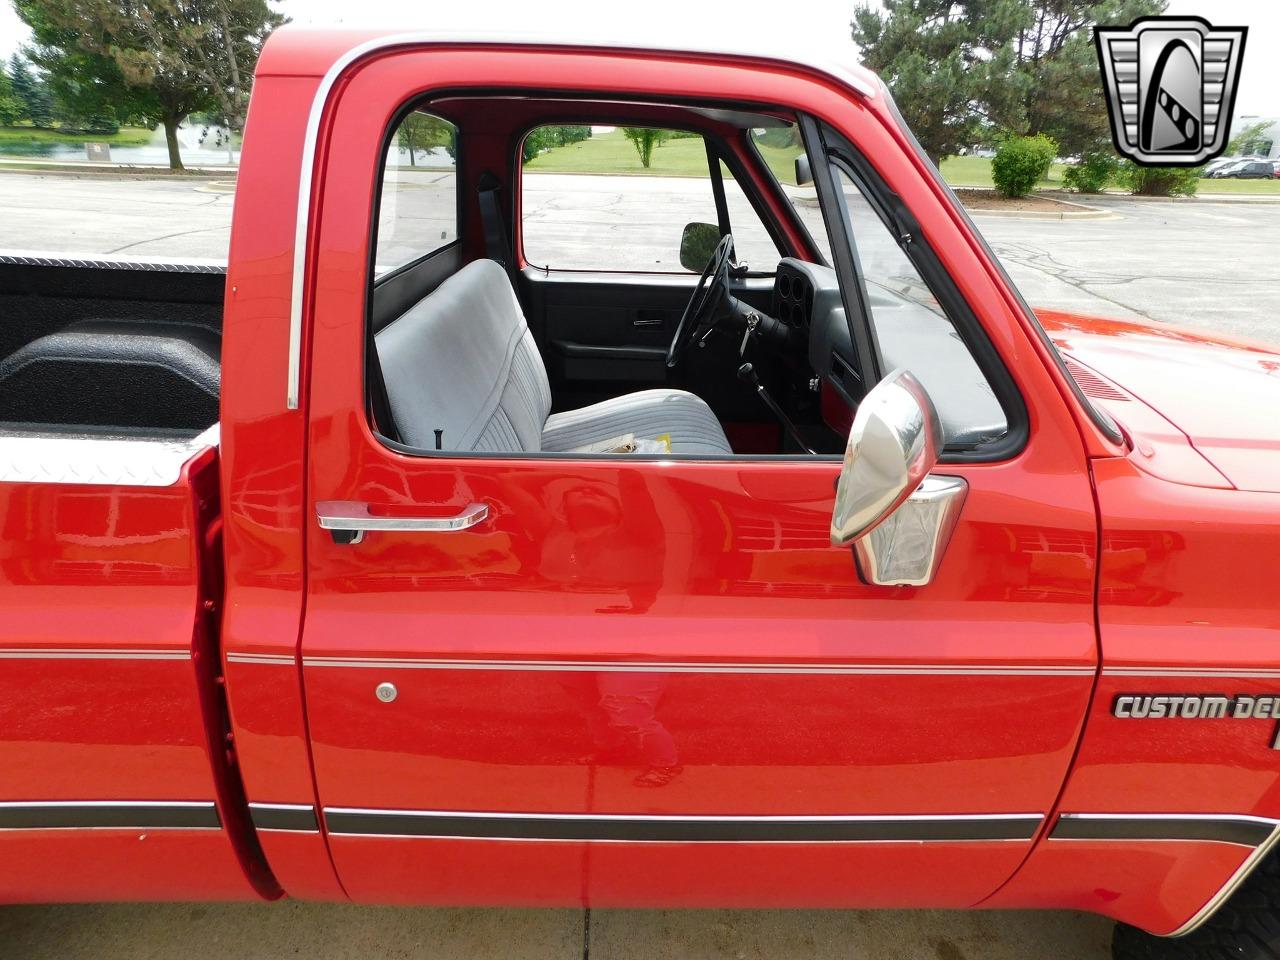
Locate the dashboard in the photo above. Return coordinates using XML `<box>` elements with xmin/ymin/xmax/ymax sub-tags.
<box><xmin>770</xmin><ymin>258</ymin><xmax>1008</xmax><ymax>449</ymax></box>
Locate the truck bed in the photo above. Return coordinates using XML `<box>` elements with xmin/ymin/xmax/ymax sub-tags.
<box><xmin>0</xmin><ymin>255</ymin><xmax>224</xmax><ymax>439</ymax></box>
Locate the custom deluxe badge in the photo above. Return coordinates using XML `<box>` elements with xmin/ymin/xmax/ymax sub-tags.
<box><xmin>1113</xmin><ymin>694</ymin><xmax>1280</xmax><ymax>749</ymax></box>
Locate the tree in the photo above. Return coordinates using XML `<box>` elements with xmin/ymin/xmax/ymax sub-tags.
<box><xmin>853</xmin><ymin>0</ymin><xmax>1166</xmax><ymax>164</ymax></box>
<box><xmin>1228</xmin><ymin>120</ymin><xmax>1273</xmax><ymax>157</ymax></box>
<box><xmin>16</xmin><ymin>0</ymin><xmax>285</xmax><ymax>169</ymax></box>
<box><xmin>397</xmin><ymin>112</ymin><xmax>454</xmax><ymax>166</ymax></box>
<box><xmin>7</xmin><ymin>55</ymin><xmax>35</xmax><ymax>123</ymax></box>
<box><xmin>546</xmin><ymin>125</ymin><xmax>590</xmax><ymax>148</ymax></box>
<box><xmin>852</xmin><ymin>1</ymin><xmax>1029</xmax><ymax>166</ymax></box>
<box><xmin>15</xmin><ymin>0</ymin><xmax>156</xmax><ymax>134</ymax></box>
<box><xmin>6</xmin><ymin>54</ymin><xmax>58</xmax><ymax>128</ymax></box>
<box><xmin>1004</xmin><ymin>0</ymin><xmax>1166</xmax><ymax>157</ymax></box>
<box><xmin>0</xmin><ymin>69</ymin><xmax>21</xmax><ymax>126</ymax></box>
<box><xmin>622</xmin><ymin>127</ymin><xmax>670</xmax><ymax>168</ymax></box>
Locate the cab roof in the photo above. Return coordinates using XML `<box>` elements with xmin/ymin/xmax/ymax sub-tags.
<box><xmin>256</xmin><ymin>24</ymin><xmax>879</xmax><ymax>100</ymax></box>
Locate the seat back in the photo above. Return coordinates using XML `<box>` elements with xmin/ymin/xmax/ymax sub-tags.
<box><xmin>376</xmin><ymin>259</ymin><xmax>551</xmax><ymax>452</ymax></box>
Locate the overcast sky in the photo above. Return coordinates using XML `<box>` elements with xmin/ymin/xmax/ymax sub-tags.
<box><xmin>0</xmin><ymin>0</ymin><xmax>1275</xmax><ymax>118</ymax></box>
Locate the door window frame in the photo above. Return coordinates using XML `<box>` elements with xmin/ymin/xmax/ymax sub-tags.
<box><xmin>800</xmin><ymin>115</ymin><xmax>1029</xmax><ymax>464</ymax></box>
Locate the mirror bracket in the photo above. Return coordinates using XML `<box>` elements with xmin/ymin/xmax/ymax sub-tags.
<box><xmin>852</xmin><ymin>475</ymin><xmax>967</xmax><ymax>586</ymax></box>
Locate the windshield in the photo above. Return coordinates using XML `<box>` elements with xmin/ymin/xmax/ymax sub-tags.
<box><xmin>874</xmin><ymin>87</ymin><xmax>1123</xmax><ymax>444</ymax></box>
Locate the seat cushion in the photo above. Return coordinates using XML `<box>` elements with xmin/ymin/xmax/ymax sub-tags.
<box><xmin>542</xmin><ymin>389</ymin><xmax>732</xmax><ymax>456</ymax></box>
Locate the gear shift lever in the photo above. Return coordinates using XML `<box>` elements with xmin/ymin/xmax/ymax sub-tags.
<box><xmin>738</xmin><ymin>363</ymin><xmax>815</xmax><ymax>455</ymax></box>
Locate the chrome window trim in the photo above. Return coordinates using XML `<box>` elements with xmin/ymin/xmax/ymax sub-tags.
<box><xmin>0</xmin><ymin>424</ymin><xmax>219</xmax><ymax>488</ymax></box>
<box><xmin>284</xmin><ymin>28</ymin><xmax>876</xmax><ymax>409</ymax></box>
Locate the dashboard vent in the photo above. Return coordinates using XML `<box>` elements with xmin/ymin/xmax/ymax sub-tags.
<box><xmin>1065</xmin><ymin>358</ymin><xmax>1128</xmax><ymax>401</ymax></box>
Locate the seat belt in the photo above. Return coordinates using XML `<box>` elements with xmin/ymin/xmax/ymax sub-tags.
<box><xmin>477</xmin><ymin>170</ymin><xmax>521</xmax><ymax>291</ymax></box>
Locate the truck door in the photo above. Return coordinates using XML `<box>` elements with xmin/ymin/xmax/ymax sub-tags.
<box><xmin>295</xmin><ymin>50</ymin><xmax>1099</xmax><ymax>908</ymax></box>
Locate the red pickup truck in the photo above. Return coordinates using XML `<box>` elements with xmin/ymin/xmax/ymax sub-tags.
<box><xmin>1</xmin><ymin>27</ymin><xmax>1278</xmax><ymax>960</ymax></box>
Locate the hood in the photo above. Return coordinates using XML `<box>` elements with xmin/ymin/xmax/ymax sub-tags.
<box><xmin>1037</xmin><ymin>310</ymin><xmax>1280</xmax><ymax>493</ymax></box>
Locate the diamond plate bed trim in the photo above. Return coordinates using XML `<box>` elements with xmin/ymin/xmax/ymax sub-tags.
<box><xmin>0</xmin><ymin>425</ymin><xmax>219</xmax><ymax>487</ymax></box>
<box><xmin>0</xmin><ymin>251</ymin><xmax>227</xmax><ymax>274</ymax></box>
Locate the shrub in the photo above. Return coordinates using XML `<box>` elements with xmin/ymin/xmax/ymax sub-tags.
<box><xmin>1063</xmin><ymin>152</ymin><xmax>1121</xmax><ymax>193</ymax></box>
<box><xmin>991</xmin><ymin>134</ymin><xmax>1058</xmax><ymax>198</ymax></box>
<box><xmin>1120</xmin><ymin>162</ymin><xmax>1201</xmax><ymax>197</ymax></box>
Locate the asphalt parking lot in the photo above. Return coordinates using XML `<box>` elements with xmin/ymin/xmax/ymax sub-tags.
<box><xmin>2</xmin><ymin>171</ymin><xmax>1278</xmax><ymax>345</ymax></box>
<box><xmin>0</xmin><ymin>170</ymin><xmax>1276</xmax><ymax>958</ymax></box>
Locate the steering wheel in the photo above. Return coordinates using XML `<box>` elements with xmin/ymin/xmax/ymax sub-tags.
<box><xmin>667</xmin><ymin>233</ymin><xmax>735</xmax><ymax>368</ymax></box>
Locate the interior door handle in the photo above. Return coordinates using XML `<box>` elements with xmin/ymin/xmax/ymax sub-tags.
<box><xmin>316</xmin><ymin>501</ymin><xmax>488</xmax><ymax>544</ymax></box>
<box><xmin>633</xmin><ymin>309</ymin><xmax>667</xmax><ymax>327</ymax></box>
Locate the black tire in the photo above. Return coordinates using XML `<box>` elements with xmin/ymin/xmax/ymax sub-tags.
<box><xmin>1112</xmin><ymin>851</ymin><xmax>1280</xmax><ymax>959</ymax></box>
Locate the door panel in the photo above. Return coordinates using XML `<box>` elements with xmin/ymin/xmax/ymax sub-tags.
<box><xmin>301</xmin><ymin>429</ymin><xmax>1098</xmax><ymax>907</ymax></box>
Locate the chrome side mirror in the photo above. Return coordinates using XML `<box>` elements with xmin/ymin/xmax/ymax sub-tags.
<box><xmin>830</xmin><ymin>369</ymin><xmax>967</xmax><ymax>586</ymax></box>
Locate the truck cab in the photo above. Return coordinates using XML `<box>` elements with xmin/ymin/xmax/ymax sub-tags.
<box><xmin>2</xmin><ymin>27</ymin><xmax>1279</xmax><ymax>959</ymax></box>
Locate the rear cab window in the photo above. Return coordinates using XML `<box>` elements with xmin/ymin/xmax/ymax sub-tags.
<box><xmin>375</xmin><ymin>111</ymin><xmax>459</xmax><ymax>276</ymax></box>
<box><xmin>520</xmin><ymin>125</ymin><xmax>779</xmax><ymax>272</ymax></box>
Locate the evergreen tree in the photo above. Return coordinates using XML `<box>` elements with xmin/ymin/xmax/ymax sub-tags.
<box><xmin>853</xmin><ymin>0</ymin><xmax>1167</xmax><ymax>164</ymax></box>
<box><xmin>7</xmin><ymin>55</ymin><xmax>36</xmax><ymax>123</ymax></box>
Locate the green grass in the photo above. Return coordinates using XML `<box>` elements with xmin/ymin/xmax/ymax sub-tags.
<box><xmin>940</xmin><ymin>154</ymin><xmax>1280</xmax><ymax>195</ymax></box>
<box><xmin>525</xmin><ymin>128</ymin><xmax>713</xmax><ymax>177</ymax></box>
<box><xmin>0</xmin><ymin>124</ymin><xmax>154</xmax><ymax>146</ymax></box>
<box><xmin>939</xmin><ymin>155</ymin><xmax>1069</xmax><ymax>189</ymax></box>
<box><xmin>524</xmin><ymin>127</ymin><xmax>808</xmax><ymax>184</ymax></box>
<box><xmin>1193</xmin><ymin>177</ymin><xmax>1280</xmax><ymax>194</ymax></box>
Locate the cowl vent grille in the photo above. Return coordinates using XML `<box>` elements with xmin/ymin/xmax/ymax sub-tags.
<box><xmin>1066</xmin><ymin>358</ymin><xmax>1129</xmax><ymax>401</ymax></box>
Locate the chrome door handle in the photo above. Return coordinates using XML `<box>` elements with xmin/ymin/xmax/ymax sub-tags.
<box><xmin>316</xmin><ymin>501</ymin><xmax>488</xmax><ymax>544</ymax></box>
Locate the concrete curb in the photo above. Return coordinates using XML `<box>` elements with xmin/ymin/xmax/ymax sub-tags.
<box><xmin>1091</xmin><ymin>190</ymin><xmax>1280</xmax><ymax>204</ymax></box>
<box><xmin>955</xmin><ymin>189</ymin><xmax>1113</xmax><ymax>221</ymax></box>
<box><xmin>194</xmin><ymin>180</ymin><xmax>238</xmax><ymax>195</ymax></box>
<box><xmin>0</xmin><ymin>158</ymin><xmax>236</xmax><ymax>179</ymax></box>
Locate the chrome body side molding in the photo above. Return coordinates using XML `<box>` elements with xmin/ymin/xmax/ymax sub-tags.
<box><xmin>0</xmin><ymin>801</ymin><xmax>220</xmax><ymax>830</ymax></box>
<box><xmin>323</xmin><ymin>808</ymin><xmax>1042</xmax><ymax>843</ymax></box>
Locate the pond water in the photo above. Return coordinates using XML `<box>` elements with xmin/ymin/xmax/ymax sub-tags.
<box><xmin>0</xmin><ymin>124</ymin><xmax>240</xmax><ymax>167</ymax></box>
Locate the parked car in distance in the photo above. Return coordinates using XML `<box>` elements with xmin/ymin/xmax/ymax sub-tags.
<box><xmin>1207</xmin><ymin>157</ymin><xmax>1271</xmax><ymax>178</ymax></box>
<box><xmin>1202</xmin><ymin>156</ymin><xmax>1239</xmax><ymax>177</ymax></box>
<box><xmin>1229</xmin><ymin>160</ymin><xmax>1279</xmax><ymax>179</ymax></box>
